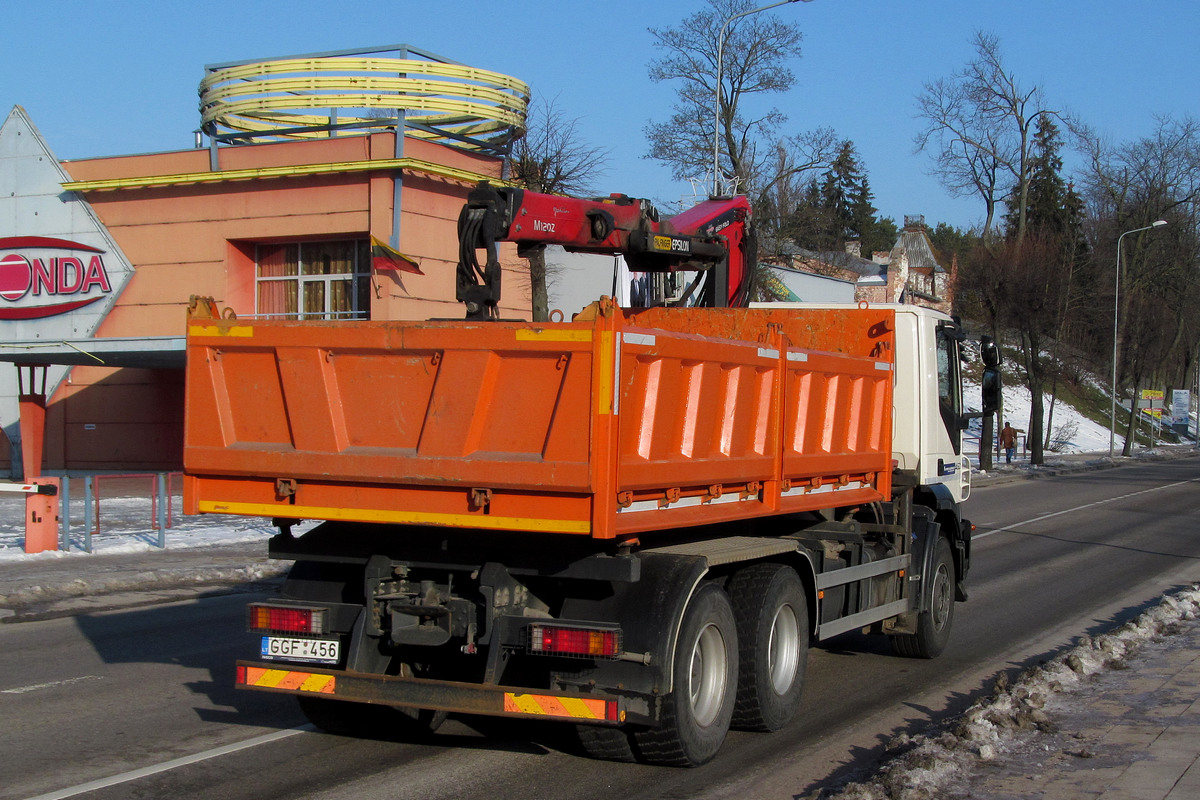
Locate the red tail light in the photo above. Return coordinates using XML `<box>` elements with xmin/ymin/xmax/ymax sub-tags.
<box><xmin>248</xmin><ymin>603</ymin><xmax>327</xmax><ymax>635</ymax></box>
<box><xmin>527</xmin><ymin>624</ymin><xmax>621</xmax><ymax>658</ymax></box>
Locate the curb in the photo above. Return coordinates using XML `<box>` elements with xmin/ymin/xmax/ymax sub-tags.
<box><xmin>0</xmin><ymin>578</ymin><xmax>284</xmax><ymax>623</ymax></box>
<box><xmin>0</xmin><ymin>541</ymin><xmax>289</xmax><ymax>622</ymax></box>
<box><xmin>972</xmin><ymin>446</ymin><xmax>1200</xmax><ymax>488</ymax></box>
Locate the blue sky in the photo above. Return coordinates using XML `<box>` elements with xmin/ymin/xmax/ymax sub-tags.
<box><xmin>3</xmin><ymin>0</ymin><xmax>1197</xmax><ymax>232</ymax></box>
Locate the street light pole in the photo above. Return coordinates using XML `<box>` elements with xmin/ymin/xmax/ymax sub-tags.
<box><xmin>712</xmin><ymin>0</ymin><xmax>811</xmax><ymax>196</ymax></box>
<box><xmin>1110</xmin><ymin>219</ymin><xmax>1168</xmax><ymax>458</ymax></box>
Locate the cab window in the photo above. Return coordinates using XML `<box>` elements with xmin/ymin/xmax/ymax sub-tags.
<box><xmin>936</xmin><ymin>325</ymin><xmax>963</xmax><ymax>454</ymax></box>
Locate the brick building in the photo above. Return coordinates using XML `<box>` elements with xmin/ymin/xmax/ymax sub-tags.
<box><xmin>766</xmin><ymin>215</ymin><xmax>955</xmax><ymax>314</ymax></box>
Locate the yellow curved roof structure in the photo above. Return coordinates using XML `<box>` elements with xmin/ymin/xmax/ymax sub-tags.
<box><xmin>199</xmin><ymin>45</ymin><xmax>529</xmax><ymax>156</ymax></box>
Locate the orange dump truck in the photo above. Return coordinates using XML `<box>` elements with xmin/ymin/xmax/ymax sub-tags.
<box><xmin>184</xmin><ymin>187</ymin><xmax>985</xmax><ymax>766</ymax></box>
<box><xmin>186</xmin><ymin>302</ymin><xmax>894</xmax><ymax>540</ymax></box>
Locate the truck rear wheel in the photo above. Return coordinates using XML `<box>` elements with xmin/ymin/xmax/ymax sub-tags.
<box><xmin>729</xmin><ymin>563</ymin><xmax>808</xmax><ymax>731</ymax></box>
<box><xmin>576</xmin><ymin>724</ymin><xmax>637</xmax><ymax>762</ymax></box>
<box><xmin>892</xmin><ymin>536</ymin><xmax>955</xmax><ymax>659</ymax></box>
<box><xmin>631</xmin><ymin>582</ymin><xmax>738</xmax><ymax>766</ymax></box>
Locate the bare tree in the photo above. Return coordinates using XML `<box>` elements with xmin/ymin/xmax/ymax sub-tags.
<box><xmin>969</xmin><ymin>232</ymin><xmax>1077</xmax><ymax>464</ymax></box>
<box><xmin>1075</xmin><ymin>115</ymin><xmax>1200</xmax><ymax>453</ymax></box>
<box><xmin>915</xmin><ymin>31</ymin><xmax>1056</xmax><ymax>242</ymax></box>
<box><xmin>507</xmin><ymin>95</ymin><xmax>610</xmax><ymax>321</ymax></box>
<box><xmin>915</xmin><ymin>77</ymin><xmax>1007</xmax><ymax>237</ymax></box>
<box><xmin>1076</xmin><ymin>116</ymin><xmax>1200</xmax><ymax>229</ymax></box>
<box><xmin>645</xmin><ymin>0</ymin><xmax>837</xmax><ymax>201</ymax></box>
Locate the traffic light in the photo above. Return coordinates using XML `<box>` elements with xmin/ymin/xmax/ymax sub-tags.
<box><xmin>980</xmin><ymin>335</ymin><xmax>1001</xmax><ymax>414</ymax></box>
<box><xmin>982</xmin><ymin>366</ymin><xmax>1001</xmax><ymax>414</ymax></box>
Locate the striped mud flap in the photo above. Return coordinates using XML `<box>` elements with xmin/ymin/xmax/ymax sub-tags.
<box><xmin>236</xmin><ymin>661</ymin><xmax>623</xmax><ymax>725</ymax></box>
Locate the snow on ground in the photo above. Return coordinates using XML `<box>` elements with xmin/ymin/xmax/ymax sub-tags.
<box><xmin>0</xmin><ymin>492</ymin><xmax>301</xmax><ymax>563</ymax></box>
<box><xmin>0</xmin><ymin>492</ymin><xmax>309</xmax><ymax>606</ymax></box>
<box><xmin>824</xmin><ymin>584</ymin><xmax>1200</xmax><ymax>800</ymax></box>
<box><xmin>963</xmin><ymin>379</ymin><xmax>1119</xmax><ymax>458</ymax></box>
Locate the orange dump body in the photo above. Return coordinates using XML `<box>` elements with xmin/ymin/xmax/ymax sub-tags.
<box><xmin>183</xmin><ymin>301</ymin><xmax>895</xmax><ymax>540</ymax></box>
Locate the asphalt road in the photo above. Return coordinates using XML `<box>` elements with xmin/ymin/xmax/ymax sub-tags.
<box><xmin>3</xmin><ymin>457</ymin><xmax>1199</xmax><ymax>800</ymax></box>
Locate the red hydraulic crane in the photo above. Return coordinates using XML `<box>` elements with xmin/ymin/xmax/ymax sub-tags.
<box><xmin>455</xmin><ymin>182</ymin><xmax>755</xmax><ymax>319</ymax></box>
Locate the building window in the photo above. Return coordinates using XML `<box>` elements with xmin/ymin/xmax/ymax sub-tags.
<box><xmin>256</xmin><ymin>240</ymin><xmax>371</xmax><ymax>320</ymax></box>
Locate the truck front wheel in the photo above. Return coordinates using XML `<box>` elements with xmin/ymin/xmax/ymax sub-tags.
<box><xmin>892</xmin><ymin>536</ymin><xmax>955</xmax><ymax>659</ymax></box>
<box><xmin>729</xmin><ymin>563</ymin><xmax>808</xmax><ymax>731</ymax></box>
<box><xmin>632</xmin><ymin>582</ymin><xmax>738</xmax><ymax>766</ymax></box>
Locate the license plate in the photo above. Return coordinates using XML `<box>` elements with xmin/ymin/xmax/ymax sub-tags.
<box><xmin>261</xmin><ymin>636</ymin><xmax>340</xmax><ymax>665</ymax></box>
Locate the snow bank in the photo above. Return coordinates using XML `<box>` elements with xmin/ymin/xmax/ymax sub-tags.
<box><xmin>963</xmin><ymin>379</ymin><xmax>1116</xmax><ymax>455</ymax></box>
<box><xmin>825</xmin><ymin>584</ymin><xmax>1200</xmax><ymax>800</ymax></box>
<box><xmin>0</xmin><ymin>562</ymin><xmax>289</xmax><ymax>608</ymax></box>
<box><xmin>0</xmin><ymin>490</ymin><xmax>325</xmax><ymax>563</ymax></box>
<box><xmin>0</xmin><ymin>509</ymin><xmax>278</xmax><ymax>563</ymax></box>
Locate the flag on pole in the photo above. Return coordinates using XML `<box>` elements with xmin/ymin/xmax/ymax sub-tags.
<box><xmin>370</xmin><ymin>237</ymin><xmax>424</xmax><ymax>275</ymax></box>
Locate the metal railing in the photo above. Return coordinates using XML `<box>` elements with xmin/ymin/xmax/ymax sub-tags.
<box><xmin>59</xmin><ymin>472</ymin><xmax>181</xmax><ymax>553</ymax></box>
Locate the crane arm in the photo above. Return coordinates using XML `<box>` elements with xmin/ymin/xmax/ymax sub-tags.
<box><xmin>455</xmin><ymin>182</ymin><xmax>753</xmax><ymax>319</ymax></box>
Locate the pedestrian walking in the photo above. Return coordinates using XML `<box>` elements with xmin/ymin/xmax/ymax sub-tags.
<box><xmin>1000</xmin><ymin>421</ymin><xmax>1017</xmax><ymax>464</ymax></box>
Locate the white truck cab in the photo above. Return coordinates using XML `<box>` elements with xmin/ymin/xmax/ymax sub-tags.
<box><xmin>889</xmin><ymin>304</ymin><xmax>971</xmax><ymax>502</ymax></box>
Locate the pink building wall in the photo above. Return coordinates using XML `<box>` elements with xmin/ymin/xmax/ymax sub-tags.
<box><xmin>5</xmin><ymin>132</ymin><xmax>529</xmax><ymax>471</ymax></box>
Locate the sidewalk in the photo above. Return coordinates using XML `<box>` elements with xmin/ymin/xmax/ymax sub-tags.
<box><xmin>972</xmin><ymin>619</ymin><xmax>1200</xmax><ymax>799</ymax></box>
<box><xmin>824</xmin><ymin>586</ymin><xmax>1200</xmax><ymax>800</ymax></box>
<box><xmin>0</xmin><ymin>475</ymin><xmax>292</xmax><ymax>618</ymax></box>
<box><xmin>972</xmin><ymin>444</ymin><xmax>1199</xmax><ymax>488</ymax></box>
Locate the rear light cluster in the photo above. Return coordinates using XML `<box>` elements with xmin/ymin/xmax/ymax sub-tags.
<box><xmin>527</xmin><ymin>624</ymin><xmax>621</xmax><ymax>659</ymax></box>
<box><xmin>248</xmin><ymin>603</ymin><xmax>328</xmax><ymax>635</ymax></box>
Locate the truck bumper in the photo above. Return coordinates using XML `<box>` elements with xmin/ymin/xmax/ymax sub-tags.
<box><xmin>236</xmin><ymin>661</ymin><xmax>626</xmax><ymax>725</ymax></box>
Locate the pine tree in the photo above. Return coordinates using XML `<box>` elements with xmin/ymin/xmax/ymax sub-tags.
<box><xmin>860</xmin><ymin>213</ymin><xmax>899</xmax><ymax>261</ymax></box>
<box><xmin>848</xmin><ymin>174</ymin><xmax>877</xmax><ymax>241</ymax></box>
<box><xmin>1005</xmin><ymin>114</ymin><xmax>1086</xmax><ymax>243</ymax></box>
<box><xmin>851</xmin><ymin>176</ymin><xmax>899</xmax><ymax>257</ymax></box>
<box><xmin>928</xmin><ymin>223</ymin><xmax>977</xmax><ymax>266</ymax></box>
<box><xmin>824</xmin><ymin>141</ymin><xmax>861</xmax><ymax>239</ymax></box>
<box><xmin>790</xmin><ymin>140</ymin><xmax>889</xmax><ymax>253</ymax></box>
<box><xmin>789</xmin><ymin>178</ymin><xmax>837</xmax><ymax>251</ymax></box>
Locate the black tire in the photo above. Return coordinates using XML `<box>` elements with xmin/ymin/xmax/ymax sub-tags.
<box><xmin>631</xmin><ymin>582</ymin><xmax>738</xmax><ymax>767</ymax></box>
<box><xmin>892</xmin><ymin>536</ymin><xmax>955</xmax><ymax>659</ymax></box>
<box><xmin>729</xmin><ymin>563</ymin><xmax>809</xmax><ymax>732</ymax></box>
<box><xmin>297</xmin><ymin>696</ymin><xmax>446</xmax><ymax>739</ymax></box>
<box><xmin>576</xmin><ymin>724</ymin><xmax>638</xmax><ymax>762</ymax></box>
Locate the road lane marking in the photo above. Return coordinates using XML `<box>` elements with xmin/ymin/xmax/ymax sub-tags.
<box><xmin>974</xmin><ymin>479</ymin><xmax>1194</xmax><ymax>540</ymax></box>
<box><xmin>2</xmin><ymin>675</ymin><xmax>103</xmax><ymax>694</ymax></box>
<box><xmin>24</xmin><ymin>726</ymin><xmax>311</xmax><ymax>800</ymax></box>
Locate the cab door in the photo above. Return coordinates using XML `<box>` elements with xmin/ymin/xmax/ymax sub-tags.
<box><xmin>924</xmin><ymin>320</ymin><xmax>968</xmax><ymax>501</ymax></box>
